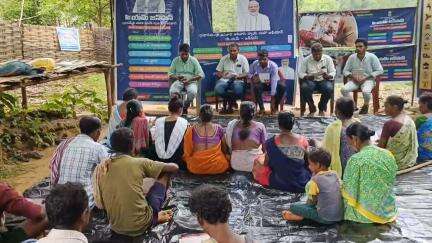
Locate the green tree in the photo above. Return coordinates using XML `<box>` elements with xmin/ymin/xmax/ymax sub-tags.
<box><xmin>0</xmin><ymin>0</ymin><xmax>110</xmax><ymax>27</ymax></box>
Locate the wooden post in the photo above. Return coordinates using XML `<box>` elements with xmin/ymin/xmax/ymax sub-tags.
<box><xmin>104</xmin><ymin>69</ymin><xmax>113</xmax><ymax>119</ymax></box>
<box><xmin>21</xmin><ymin>87</ymin><xmax>27</xmax><ymax>109</ymax></box>
<box><xmin>21</xmin><ymin>79</ymin><xmax>27</xmax><ymax>109</ymax></box>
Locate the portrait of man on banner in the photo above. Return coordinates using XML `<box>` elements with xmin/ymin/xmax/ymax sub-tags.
<box><xmin>237</xmin><ymin>0</ymin><xmax>271</xmax><ymax>32</ymax></box>
<box><xmin>298</xmin><ymin>12</ymin><xmax>358</xmax><ymax>47</ymax></box>
<box><xmin>133</xmin><ymin>0</ymin><xmax>166</xmax><ymax>13</ymax></box>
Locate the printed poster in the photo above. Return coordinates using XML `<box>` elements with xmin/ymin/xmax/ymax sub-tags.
<box><xmin>115</xmin><ymin>0</ymin><xmax>183</xmax><ymax>101</ymax></box>
<box><xmin>298</xmin><ymin>8</ymin><xmax>416</xmax><ymax>48</ymax></box>
<box><xmin>189</xmin><ymin>0</ymin><xmax>297</xmax><ymax>104</ymax></box>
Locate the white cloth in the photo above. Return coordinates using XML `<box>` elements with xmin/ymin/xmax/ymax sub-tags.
<box><xmin>231</xmin><ymin>148</ymin><xmax>263</xmax><ymax>172</ymax></box>
<box><xmin>216</xmin><ymin>54</ymin><xmax>250</xmax><ymax>76</ymax></box>
<box><xmin>37</xmin><ymin>229</ymin><xmax>88</xmax><ymax>243</ymax></box>
<box><xmin>298</xmin><ymin>54</ymin><xmax>336</xmax><ymax>81</ymax></box>
<box><xmin>133</xmin><ymin>0</ymin><xmax>165</xmax><ymax>13</ymax></box>
<box><xmin>225</xmin><ymin>119</ymin><xmax>238</xmax><ymax>151</ymax></box>
<box><xmin>57</xmin><ymin>134</ymin><xmax>108</xmax><ymax>209</ymax></box>
<box><xmin>154</xmin><ymin>117</ymin><xmax>188</xmax><ymax>159</ymax></box>
<box><xmin>237</xmin><ymin>13</ymin><xmax>270</xmax><ymax>32</ymax></box>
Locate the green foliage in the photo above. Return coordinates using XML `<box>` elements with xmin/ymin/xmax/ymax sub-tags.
<box><xmin>0</xmin><ymin>0</ymin><xmax>111</xmax><ymax>27</ymax></box>
<box><xmin>41</xmin><ymin>86</ymin><xmax>107</xmax><ymax>120</ymax></box>
<box><xmin>0</xmin><ymin>93</ymin><xmax>18</xmax><ymax>119</ymax></box>
<box><xmin>212</xmin><ymin>0</ymin><xmax>237</xmax><ymax>33</ymax></box>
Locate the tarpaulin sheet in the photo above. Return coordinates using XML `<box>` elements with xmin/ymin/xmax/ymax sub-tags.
<box><xmin>16</xmin><ymin>116</ymin><xmax>432</xmax><ymax>242</ymax></box>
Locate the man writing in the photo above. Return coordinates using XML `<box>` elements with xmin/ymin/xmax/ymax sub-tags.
<box><xmin>341</xmin><ymin>39</ymin><xmax>383</xmax><ymax>114</ymax></box>
<box><xmin>168</xmin><ymin>43</ymin><xmax>204</xmax><ymax>115</ymax></box>
<box><xmin>214</xmin><ymin>43</ymin><xmax>250</xmax><ymax>114</ymax></box>
<box><xmin>299</xmin><ymin>43</ymin><xmax>336</xmax><ymax>117</ymax></box>
<box><xmin>249</xmin><ymin>50</ymin><xmax>285</xmax><ymax>115</ymax></box>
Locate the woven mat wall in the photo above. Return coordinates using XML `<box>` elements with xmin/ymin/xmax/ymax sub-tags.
<box><xmin>0</xmin><ymin>21</ymin><xmax>112</xmax><ymax>63</ymax></box>
<box><xmin>0</xmin><ymin>22</ymin><xmax>22</xmax><ymax>62</ymax></box>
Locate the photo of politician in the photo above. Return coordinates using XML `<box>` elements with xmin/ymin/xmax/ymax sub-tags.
<box><xmin>299</xmin><ymin>12</ymin><xmax>359</xmax><ymax>47</ymax></box>
<box><xmin>237</xmin><ymin>0</ymin><xmax>271</xmax><ymax>32</ymax></box>
<box><xmin>133</xmin><ymin>0</ymin><xmax>166</xmax><ymax>13</ymax></box>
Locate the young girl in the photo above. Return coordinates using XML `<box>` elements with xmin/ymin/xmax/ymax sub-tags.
<box><xmin>282</xmin><ymin>148</ymin><xmax>343</xmax><ymax>224</ymax></box>
<box><xmin>119</xmin><ymin>99</ymin><xmax>149</xmax><ymax>155</ymax></box>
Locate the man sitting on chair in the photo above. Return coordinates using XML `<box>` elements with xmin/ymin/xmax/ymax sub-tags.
<box><xmin>341</xmin><ymin>38</ymin><xmax>383</xmax><ymax>114</ymax></box>
<box><xmin>299</xmin><ymin>43</ymin><xmax>336</xmax><ymax>117</ymax></box>
<box><xmin>168</xmin><ymin>43</ymin><xmax>205</xmax><ymax>115</ymax></box>
<box><xmin>249</xmin><ymin>50</ymin><xmax>285</xmax><ymax>115</ymax></box>
<box><xmin>214</xmin><ymin>43</ymin><xmax>250</xmax><ymax>114</ymax></box>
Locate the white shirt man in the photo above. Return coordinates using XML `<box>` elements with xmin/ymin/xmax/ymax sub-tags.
<box><xmin>298</xmin><ymin>43</ymin><xmax>336</xmax><ymax>116</ymax></box>
<box><xmin>237</xmin><ymin>0</ymin><xmax>270</xmax><ymax>32</ymax></box>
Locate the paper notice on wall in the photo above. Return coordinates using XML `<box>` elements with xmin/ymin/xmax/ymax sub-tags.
<box><xmin>56</xmin><ymin>27</ymin><xmax>80</xmax><ymax>52</ymax></box>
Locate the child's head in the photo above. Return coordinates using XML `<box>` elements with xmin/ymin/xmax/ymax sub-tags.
<box><xmin>307</xmin><ymin>147</ymin><xmax>331</xmax><ymax>174</ymax></box>
<box><xmin>419</xmin><ymin>92</ymin><xmax>432</xmax><ymax>114</ymax></box>
<box><xmin>125</xmin><ymin>99</ymin><xmax>143</xmax><ymax>127</ymax></box>
<box><xmin>122</xmin><ymin>88</ymin><xmax>138</xmax><ymax>101</ymax></box>
<box><xmin>45</xmin><ymin>182</ymin><xmax>90</xmax><ymax>232</ymax></box>
<box><xmin>189</xmin><ymin>185</ymin><xmax>232</xmax><ymax>231</ymax></box>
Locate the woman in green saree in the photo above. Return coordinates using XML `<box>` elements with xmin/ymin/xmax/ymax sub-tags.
<box><xmin>378</xmin><ymin>95</ymin><xmax>418</xmax><ymax>170</ymax></box>
<box><xmin>343</xmin><ymin>122</ymin><xmax>398</xmax><ymax>224</ymax></box>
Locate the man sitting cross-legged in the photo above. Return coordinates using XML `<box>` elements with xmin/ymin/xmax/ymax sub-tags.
<box><xmin>50</xmin><ymin>116</ymin><xmax>108</xmax><ymax>209</ymax></box>
<box><xmin>93</xmin><ymin>127</ymin><xmax>178</xmax><ymax>241</ymax></box>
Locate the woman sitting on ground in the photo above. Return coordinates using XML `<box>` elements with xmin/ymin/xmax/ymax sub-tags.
<box><xmin>378</xmin><ymin>95</ymin><xmax>418</xmax><ymax>170</ymax></box>
<box><xmin>183</xmin><ymin>105</ymin><xmax>229</xmax><ymax>174</ymax></box>
<box><xmin>322</xmin><ymin>97</ymin><xmax>358</xmax><ymax>178</ymax></box>
<box><xmin>253</xmin><ymin>112</ymin><xmax>310</xmax><ymax>192</ymax></box>
<box><xmin>107</xmin><ymin>88</ymin><xmax>138</xmax><ymax>145</ymax></box>
<box><xmin>226</xmin><ymin>101</ymin><xmax>267</xmax><ymax>172</ymax></box>
<box><xmin>344</xmin><ymin>123</ymin><xmax>398</xmax><ymax>224</ymax></box>
<box><xmin>416</xmin><ymin>92</ymin><xmax>432</xmax><ymax>162</ymax></box>
<box><xmin>119</xmin><ymin>99</ymin><xmax>149</xmax><ymax>155</ymax></box>
<box><xmin>152</xmin><ymin>97</ymin><xmax>189</xmax><ymax>170</ymax></box>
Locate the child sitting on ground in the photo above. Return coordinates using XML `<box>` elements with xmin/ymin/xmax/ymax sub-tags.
<box><xmin>282</xmin><ymin>148</ymin><xmax>343</xmax><ymax>224</ymax></box>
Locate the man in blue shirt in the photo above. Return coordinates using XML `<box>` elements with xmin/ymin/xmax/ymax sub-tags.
<box><xmin>249</xmin><ymin>50</ymin><xmax>286</xmax><ymax>115</ymax></box>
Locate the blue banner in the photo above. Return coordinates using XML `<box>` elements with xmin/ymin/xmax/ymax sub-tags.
<box><xmin>115</xmin><ymin>0</ymin><xmax>183</xmax><ymax>101</ymax></box>
<box><xmin>319</xmin><ymin>45</ymin><xmax>415</xmax><ymax>83</ymax></box>
<box><xmin>189</xmin><ymin>0</ymin><xmax>297</xmax><ymax>105</ymax></box>
<box><xmin>299</xmin><ymin>8</ymin><xmax>416</xmax><ymax>48</ymax></box>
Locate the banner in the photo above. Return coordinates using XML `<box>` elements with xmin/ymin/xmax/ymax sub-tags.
<box><xmin>300</xmin><ymin>45</ymin><xmax>415</xmax><ymax>83</ymax></box>
<box><xmin>115</xmin><ymin>0</ymin><xmax>183</xmax><ymax>101</ymax></box>
<box><xmin>419</xmin><ymin>0</ymin><xmax>432</xmax><ymax>93</ymax></box>
<box><xmin>56</xmin><ymin>27</ymin><xmax>80</xmax><ymax>51</ymax></box>
<box><xmin>189</xmin><ymin>0</ymin><xmax>297</xmax><ymax>104</ymax></box>
<box><xmin>298</xmin><ymin>8</ymin><xmax>416</xmax><ymax>48</ymax></box>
